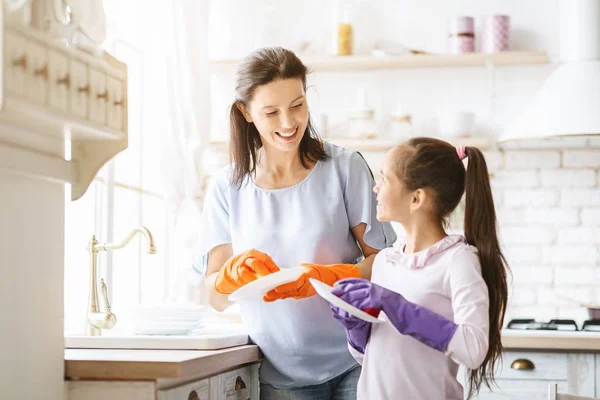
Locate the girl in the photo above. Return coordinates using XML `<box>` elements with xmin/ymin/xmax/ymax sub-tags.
<box><xmin>199</xmin><ymin>47</ymin><xmax>396</xmax><ymax>399</ymax></box>
<box><xmin>331</xmin><ymin>138</ymin><xmax>508</xmax><ymax>399</ymax></box>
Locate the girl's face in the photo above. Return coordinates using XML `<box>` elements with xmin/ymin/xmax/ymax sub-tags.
<box><xmin>373</xmin><ymin>150</ymin><xmax>413</xmax><ymax>223</ymax></box>
<box><xmin>242</xmin><ymin>78</ymin><xmax>308</xmax><ymax>153</ymax></box>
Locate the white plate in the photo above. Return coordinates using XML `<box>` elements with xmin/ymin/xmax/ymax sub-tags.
<box><xmin>309</xmin><ymin>278</ymin><xmax>384</xmax><ymax>324</ymax></box>
<box><xmin>228</xmin><ymin>266</ymin><xmax>307</xmax><ymax>302</ymax></box>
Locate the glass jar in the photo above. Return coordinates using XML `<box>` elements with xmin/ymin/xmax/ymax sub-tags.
<box><xmin>448</xmin><ymin>16</ymin><xmax>475</xmax><ymax>54</ymax></box>
<box><xmin>331</xmin><ymin>0</ymin><xmax>354</xmax><ymax>56</ymax></box>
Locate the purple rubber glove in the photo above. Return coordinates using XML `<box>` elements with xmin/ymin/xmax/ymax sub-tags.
<box><xmin>330</xmin><ymin>305</ymin><xmax>372</xmax><ymax>353</ymax></box>
<box><xmin>332</xmin><ymin>278</ymin><xmax>458</xmax><ymax>352</ymax></box>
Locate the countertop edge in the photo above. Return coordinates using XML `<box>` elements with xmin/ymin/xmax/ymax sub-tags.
<box><xmin>65</xmin><ymin>345</ymin><xmax>262</xmax><ymax>381</ymax></box>
<box><xmin>502</xmin><ymin>330</ymin><xmax>600</xmax><ymax>351</ymax></box>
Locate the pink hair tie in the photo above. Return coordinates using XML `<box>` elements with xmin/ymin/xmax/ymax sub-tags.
<box><xmin>456</xmin><ymin>145</ymin><xmax>467</xmax><ymax>160</ymax></box>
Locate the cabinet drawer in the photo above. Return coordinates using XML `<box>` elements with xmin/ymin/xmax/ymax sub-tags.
<box><xmin>48</xmin><ymin>50</ymin><xmax>69</xmax><ymax>112</ymax></box>
<box><xmin>495</xmin><ymin>352</ymin><xmax>568</xmax><ymax>381</ymax></box>
<box><xmin>25</xmin><ymin>40</ymin><xmax>48</xmax><ymax>105</ymax></box>
<box><xmin>4</xmin><ymin>31</ymin><xmax>27</xmax><ymax>96</ymax></box>
<box><xmin>157</xmin><ymin>378</ymin><xmax>210</xmax><ymax>400</ymax></box>
<box><xmin>89</xmin><ymin>69</ymin><xmax>107</xmax><ymax>124</ymax></box>
<box><xmin>70</xmin><ymin>60</ymin><xmax>89</xmax><ymax>118</ymax></box>
<box><xmin>106</xmin><ymin>76</ymin><xmax>124</xmax><ymax>131</ymax></box>
<box><xmin>211</xmin><ymin>365</ymin><xmax>258</xmax><ymax>400</ymax></box>
<box><xmin>474</xmin><ymin>380</ymin><xmax>568</xmax><ymax>400</ymax></box>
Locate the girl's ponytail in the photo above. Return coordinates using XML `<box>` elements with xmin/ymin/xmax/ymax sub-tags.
<box><xmin>463</xmin><ymin>146</ymin><xmax>509</xmax><ymax>399</ymax></box>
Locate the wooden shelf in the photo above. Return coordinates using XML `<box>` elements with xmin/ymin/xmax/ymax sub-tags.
<box><xmin>324</xmin><ymin>136</ymin><xmax>493</xmax><ymax>151</ymax></box>
<box><xmin>210</xmin><ymin>51</ymin><xmax>549</xmax><ymax>72</ymax></box>
<box><xmin>209</xmin><ymin>136</ymin><xmax>493</xmax><ymax>153</ymax></box>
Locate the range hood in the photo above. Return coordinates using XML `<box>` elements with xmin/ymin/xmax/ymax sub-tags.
<box><xmin>500</xmin><ymin>0</ymin><xmax>600</xmax><ymax>141</ymax></box>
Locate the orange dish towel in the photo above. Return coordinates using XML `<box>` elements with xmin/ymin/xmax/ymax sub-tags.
<box><xmin>263</xmin><ymin>263</ymin><xmax>360</xmax><ymax>302</ymax></box>
<box><xmin>214</xmin><ymin>249</ymin><xmax>280</xmax><ymax>295</ymax></box>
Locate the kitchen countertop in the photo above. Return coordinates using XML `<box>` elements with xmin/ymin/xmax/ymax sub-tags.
<box><xmin>502</xmin><ymin>329</ymin><xmax>600</xmax><ymax>351</ymax></box>
<box><xmin>64</xmin><ymin>331</ymin><xmax>599</xmax><ymax>385</ymax></box>
<box><xmin>65</xmin><ymin>344</ymin><xmax>261</xmax><ymax>388</ymax></box>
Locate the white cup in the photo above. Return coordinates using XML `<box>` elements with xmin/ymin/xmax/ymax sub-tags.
<box><xmin>439</xmin><ymin>111</ymin><xmax>475</xmax><ymax>138</ymax></box>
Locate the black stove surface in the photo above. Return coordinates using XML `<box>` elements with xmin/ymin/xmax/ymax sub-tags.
<box><xmin>506</xmin><ymin>319</ymin><xmax>600</xmax><ymax>332</ymax></box>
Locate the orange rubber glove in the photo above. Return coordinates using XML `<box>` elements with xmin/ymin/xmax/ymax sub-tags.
<box><xmin>263</xmin><ymin>263</ymin><xmax>361</xmax><ymax>302</ymax></box>
<box><xmin>214</xmin><ymin>249</ymin><xmax>280</xmax><ymax>295</ymax></box>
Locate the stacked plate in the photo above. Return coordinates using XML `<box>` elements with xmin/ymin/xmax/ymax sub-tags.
<box><xmin>132</xmin><ymin>304</ymin><xmax>238</xmax><ymax>336</ymax></box>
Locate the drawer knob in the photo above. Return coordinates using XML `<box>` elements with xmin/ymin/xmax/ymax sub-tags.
<box><xmin>34</xmin><ymin>64</ymin><xmax>49</xmax><ymax>80</ymax></box>
<box><xmin>96</xmin><ymin>90</ymin><xmax>109</xmax><ymax>101</ymax></box>
<box><xmin>187</xmin><ymin>390</ymin><xmax>200</xmax><ymax>400</ymax></box>
<box><xmin>12</xmin><ymin>55</ymin><xmax>27</xmax><ymax>69</ymax></box>
<box><xmin>510</xmin><ymin>358</ymin><xmax>535</xmax><ymax>370</ymax></box>
<box><xmin>57</xmin><ymin>74</ymin><xmax>70</xmax><ymax>87</ymax></box>
<box><xmin>78</xmin><ymin>84</ymin><xmax>90</xmax><ymax>95</ymax></box>
<box><xmin>234</xmin><ymin>376</ymin><xmax>247</xmax><ymax>390</ymax></box>
<box><xmin>113</xmin><ymin>99</ymin><xmax>124</xmax><ymax>107</ymax></box>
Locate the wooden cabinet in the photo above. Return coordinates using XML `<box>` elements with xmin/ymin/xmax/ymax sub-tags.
<box><xmin>69</xmin><ymin>364</ymin><xmax>260</xmax><ymax>400</ymax></box>
<box><xmin>157</xmin><ymin>378</ymin><xmax>210</xmax><ymax>400</ymax></box>
<box><xmin>461</xmin><ymin>351</ymin><xmax>597</xmax><ymax>399</ymax></box>
<box><xmin>596</xmin><ymin>354</ymin><xmax>600</xmax><ymax>398</ymax></box>
<box><xmin>158</xmin><ymin>364</ymin><xmax>259</xmax><ymax>400</ymax></box>
<box><xmin>1</xmin><ymin>22</ymin><xmax>128</xmax><ymax>201</ymax></box>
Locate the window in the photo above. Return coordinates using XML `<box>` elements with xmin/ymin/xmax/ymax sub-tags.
<box><xmin>64</xmin><ymin>39</ymin><xmax>172</xmax><ymax>335</ymax></box>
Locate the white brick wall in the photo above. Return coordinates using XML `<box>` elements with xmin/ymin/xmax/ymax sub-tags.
<box><xmin>495</xmin><ymin>142</ymin><xmax>600</xmax><ymax>326</ymax></box>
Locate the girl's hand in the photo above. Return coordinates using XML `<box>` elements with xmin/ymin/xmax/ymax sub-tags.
<box><xmin>331</xmin><ymin>278</ymin><xmax>394</xmax><ymax>312</ymax></box>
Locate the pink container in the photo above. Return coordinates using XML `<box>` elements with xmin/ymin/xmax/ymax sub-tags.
<box><xmin>481</xmin><ymin>15</ymin><xmax>510</xmax><ymax>53</ymax></box>
<box><xmin>448</xmin><ymin>16</ymin><xmax>475</xmax><ymax>54</ymax></box>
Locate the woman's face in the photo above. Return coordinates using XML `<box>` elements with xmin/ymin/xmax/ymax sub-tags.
<box><xmin>373</xmin><ymin>150</ymin><xmax>413</xmax><ymax>223</ymax></box>
<box><xmin>243</xmin><ymin>78</ymin><xmax>308</xmax><ymax>153</ymax></box>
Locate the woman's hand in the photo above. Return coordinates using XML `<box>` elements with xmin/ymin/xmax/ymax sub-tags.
<box><xmin>263</xmin><ymin>263</ymin><xmax>360</xmax><ymax>302</ymax></box>
<box><xmin>214</xmin><ymin>249</ymin><xmax>280</xmax><ymax>294</ymax></box>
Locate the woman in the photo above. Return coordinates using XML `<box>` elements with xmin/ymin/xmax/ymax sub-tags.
<box><xmin>199</xmin><ymin>47</ymin><xmax>396</xmax><ymax>400</ymax></box>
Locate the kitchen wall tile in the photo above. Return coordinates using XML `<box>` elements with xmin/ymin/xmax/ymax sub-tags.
<box><xmin>500</xmin><ymin>227</ymin><xmax>556</xmax><ymax>245</ymax></box>
<box><xmin>504</xmin><ymin>189</ymin><xmax>559</xmax><ymax>207</ymax></box>
<box><xmin>581</xmin><ymin>208</ymin><xmax>600</xmax><ymax>226</ymax></box>
<box><xmin>560</xmin><ymin>189</ymin><xmax>600</xmax><ymax>206</ymax></box>
<box><xmin>537</xmin><ymin>287</ymin><xmax>594</xmax><ymax>306</ymax></box>
<box><xmin>483</xmin><ymin>150</ymin><xmax>504</xmax><ymax>171</ymax></box>
<box><xmin>540</xmin><ymin>169</ymin><xmax>596</xmax><ymax>188</ymax></box>
<box><xmin>563</xmin><ymin>150</ymin><xmax>600</xmax><ymax>168</ymax></box>
<box><xmin>524</xmin><ymin>208</ymin><xmax>579</xmax><ymax>226</ymax></box>
<box><xmin>493</xmin><ymin>170</ymin><xmax>539</xmax><ymax>188</ymax></box>
<box><xmin>554</xmin><ymin>267</ymin><xmax>600</xmax><ymax>286</ymax></box>
<box><xmin>508</xmin><ymin>287</ymin><xmax>537</xmax><ymax>306</ymax></box>
<box><xmin>504</xmin><ymin>150</ymin><xmax>560</xmax><ymax>169</ymax></box>
<box><xmin>503</xmin><ymin>245</ymin><xmax>541</xmax><ymax>264</ymax></box>
<box><xmin>557</xmin><ymin>228</ymin><xmax>600</xmax><ymax>244</ymax></box>
<box><xmin>510</xmin><ymin>266</ymin><xmax>554</xmax><ymax>285</ymax></box>
<box><xmin>542</xmin><ymin>245</ymin><xmax>597</xmax><ymax>265</ymax></box>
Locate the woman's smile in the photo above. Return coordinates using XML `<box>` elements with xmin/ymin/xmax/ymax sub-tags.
<box><xmin>275</xmin><ymin>126</ymin><xmax>299</xmax><ymax>142</ymax></box>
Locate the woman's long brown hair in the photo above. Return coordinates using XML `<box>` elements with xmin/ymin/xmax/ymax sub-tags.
<box><xmin>229</xmin><ymin>47</ymin><xmax>327</xmax><ymax>187</ymax></box>
<box><xmin>392</xmin><ymin>137</ymin><xmax>509</xmax><ymax>399</ymax></box>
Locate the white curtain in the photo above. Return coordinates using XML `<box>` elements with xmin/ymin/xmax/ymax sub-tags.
<box><xmin>103</xmin><ymin>0</ymin><xmax>210</xmax><ymax>302</ymax></box>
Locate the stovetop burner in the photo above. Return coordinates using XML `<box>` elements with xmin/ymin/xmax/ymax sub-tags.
<box><xmin>506</xmin><ymin>319</ymin><xmax>600</xmax><ymax>332</ymax></box>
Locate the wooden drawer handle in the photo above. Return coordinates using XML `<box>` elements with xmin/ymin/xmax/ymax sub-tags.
<box><xmin>34</xmin><ymin>64</ymin><xmax>49</xmax><ymax>80</ymax></box>
<box><xmin>12</xmin><ymin>55</ymin><xmax>27</xmax><ymax>69</ymax></box>
<box><xmin>187</xmin><ymin>390</ymin><xmax>199</xmax><ymax>400</ymax></box>
<box><xmin>96</xmin><ymin>90</ymin><xmax>109</xmax><ymax>101</ymax></box>
<box><xmin>57</xmin><ymin>74</ymin><xmax>70</xmax><ymax>87</ymax></box>
<box><xmin>510</xmin><ymin>358</ymin><xmax>535</xmax><ymax>370</ymax></box>
<box><xmin>78</xmin><ymin>84</ymin><xmax>90</xmax><ymax>95</ymax></box>
<box><xmin>234</xmin><ymin>376</ymin><xmax>247</xmax><ymax>390</ymax></box>
<box><xmin>113</xmin><ymin>99</ymin><xmax>124</xmax><ymax>107</ymax></box>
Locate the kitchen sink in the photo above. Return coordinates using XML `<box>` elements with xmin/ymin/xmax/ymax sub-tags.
<box><xmin>65</xmin><ymin>329</ymin><xmax>249</xmax><ymax>350</ymax></box>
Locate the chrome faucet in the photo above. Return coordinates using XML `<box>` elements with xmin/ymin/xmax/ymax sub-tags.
<box><xmin>86</xmin><ymin>226</ymin><xmax>157</xmax><ymax>336</ymax></box>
